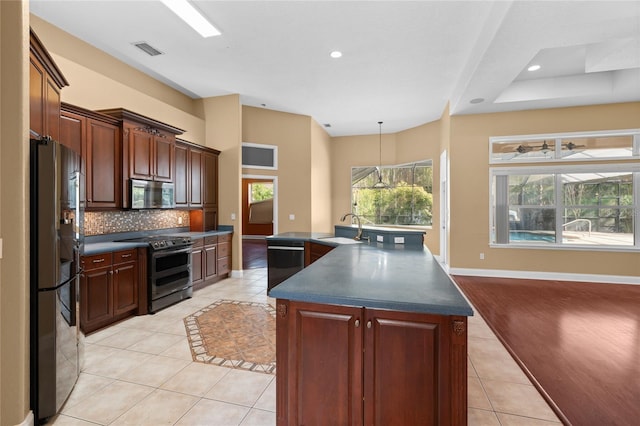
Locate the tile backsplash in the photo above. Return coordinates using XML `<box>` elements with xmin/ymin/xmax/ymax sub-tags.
<box><xmin>85</xmin><ymin>210</ymin><xmax>191</xmax><ymax>236</ymax></box>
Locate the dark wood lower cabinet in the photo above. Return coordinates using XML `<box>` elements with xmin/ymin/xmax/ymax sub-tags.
<box><xmin>276</xmin><ymin>300</ymin><xmax>468</xmax><ymax>426</ymax></box>
<box><xmin>191</xmin><ymin>233</ymin><xmax>233</xmax><ymax>290</ymax></box>
<box><xmin>80</xmin><ymin>249</ymin><xmax>141</xmax><ymax>334</ymax></box>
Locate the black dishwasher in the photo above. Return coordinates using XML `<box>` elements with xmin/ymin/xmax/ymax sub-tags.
<box><xmin>267</xmin><ymin>239</ymin><xmax>305</xmax><ymax>291</ymax></box>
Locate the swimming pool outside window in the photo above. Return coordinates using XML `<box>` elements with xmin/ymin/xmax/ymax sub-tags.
<box><xmin>491</xmin><ymin>165</ymin><xmax>640</xmax><ymax>250</ymax></box>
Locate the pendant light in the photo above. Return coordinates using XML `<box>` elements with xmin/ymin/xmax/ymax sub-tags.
<box><xmin>372</xmin><ymin>121</ymin><xmax>388</xmax><ymax>189</ymax></box>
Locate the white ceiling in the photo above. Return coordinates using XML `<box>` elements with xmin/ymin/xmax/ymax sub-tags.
<box><xmin>29</xmin><ymin>0</ymin><xmax>640</xmax><ymax>137</ymax></box>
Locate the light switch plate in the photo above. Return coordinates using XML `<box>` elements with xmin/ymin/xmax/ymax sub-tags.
<box><xmin>0</xmin><ymin>238</ymin><xmax>3</xmax><ymax>259</ymax></box>
<box><xmin>289</xmin><ymin>214</ymin><xmax>295</xmax><ymax>220</ymax></box>
<box><xmin>394</xmin><ymin>236</ymin><xmax>405</xmax><ymax>244</ymax></box>
<box><xmin>231</xmin><ymin>213</ymin><xmax>236</xmax><ymax>220</ymax></box>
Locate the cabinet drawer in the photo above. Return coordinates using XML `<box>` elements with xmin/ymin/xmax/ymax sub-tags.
<box><xmin>217</xmin><ymin>256</ymin><xmax>230</xmax><ymax>275</ymax></box>
<box><xmin>204</xmin><ymin>235</ymin><xmax>218</xmax><ymax>245</ymax></box>
<box><xmin>218</xmin><ymin>233</ymin><xmax>231</xmax><ymax>244</ymax></box>
<box><xmin>192</xmin><ymin>238</ymin><xmax>204</xmax><ymax>248</ymax></box>
<box><xmin>217</xmin><ymin>242</ymin><xmax>230</xmax><ymax>258</ymax></box>
<box><xmin>82</xmin><ymin>252</ymin><xmax>113</xmax><ymax>271</ymax></box>
<box><xmin>113</xmin><ymin>249</ymin><xmax>137</xmax><ymax>264</ymax></box>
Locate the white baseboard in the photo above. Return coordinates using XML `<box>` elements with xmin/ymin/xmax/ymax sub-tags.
<box><xmin>231</xmin><ymin>270</ymin><xmax>243</xmax><ymax>278</ymax></box>
<box><xmin>448</xmin><ymin>267</ymin><xmax>640</xmax><ymax>285</ymax></box>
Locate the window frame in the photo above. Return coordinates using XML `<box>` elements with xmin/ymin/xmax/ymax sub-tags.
<box><xmin>350</xmin><ymin>159</ymin><xmax>434</xmax><ymax>229</ymax></box>
<box><xmin>490</xmin><ymin>163</ymin><xmax>640</xmax><ymax>251</ymax></box>
<box><xmin>489</xmin><ymin>129</ymin><xmax>640</xmax><ymax>165</ymax></box>
<box><xmin>242</xmin><ymin>142</ymin><xmax>278</xmax><ymax>170</ymax></box>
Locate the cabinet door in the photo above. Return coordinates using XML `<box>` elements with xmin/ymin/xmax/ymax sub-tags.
<box><xmin>128</xmin><ymin>128</ymin><xmax>154</xmax><ymax>180</ymax></box>
<box><xmin>113</xmin><ymin>261</ymin><xmax>138</xmax><ymax>316</ymax></box>
<box><xmin>80</xmin><ymin>266</ymin><xmax>113</xmax><ymax>333</ymax></box>
<box><xmin>154</xmin><ymin>136</ymin><xmax>174</xmax><ymax>182</ymax></box>
<box><xmin>203</xmin><ymin>151</ymin><xmax>218</xmax><ymax>208</ymax></box>
<box><xmin>174</xmin><ymin>143</ymin><xmax>189</xmax><ymax>207</ymax></box>
<box><xmin>60</xmin><ymin>111</ymin><xmax>84</xmax><ymax>173</ymax></box>
<box><xmin>86</xmin><ymin>119</ymin><xmax>121</xmax><ymax>208</ymax></box>
<box><xmin>281</xmin><ymin>301</ymin><xmax>363</xmax><ymax>425</ymax></box>
<box><xmin>191</xmin><ymin>246</ymin><xmax>204</xmax><ymax>285</ymax></box>
<box><xmin>189</xmin><ymin>148</ymin><xmax>203</xmax><ymax>207</ymax></box>
<box><xmin>29</xmin><ymin>55</ymin><xmax>45</xmax><ymax>137</ymax></box>
<box><xmin>204</xmin><ymin>244</ymin><xmax>217</xmax><ymax>279</ymax></box>
<box><xmin>363</xmin><ymin>309</ymin><xmax>450</xmax><ymax>426</ymax></box>
<box><xmin>45</xmin><ymin>78</ymin><xmax>61</xmax><ymax>142</ymax></box>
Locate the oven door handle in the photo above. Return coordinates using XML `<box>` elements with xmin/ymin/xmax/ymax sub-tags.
<box><xmin>152</xmin><ymin>245</ymin><xmax>194</xmax><ymax>257</ymax></box>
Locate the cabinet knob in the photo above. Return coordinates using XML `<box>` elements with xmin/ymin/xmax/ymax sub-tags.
<box><xmin>367</xmin><ymin>321</ymin><xmax>372</xmax><ymax>329</ymax></box>
<box><xmin>355</xmin><ymin>319</ymin><xmax>360</xmax><ymax>328</ymax></box>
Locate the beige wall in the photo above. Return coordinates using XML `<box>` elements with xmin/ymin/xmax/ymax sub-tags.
<box><xmin>1</xmin><ymin>1</ymin><xmax>31</xmax><ymax>424</ymax></box>
<box><xmin>330</xmin><ymin>131</ymin><xmax>397</xmax><ymax>225</ymax></box>
<box><xmin>310</xmin><ymin>120</ymin><xmax>332</xmax><ymax>233</ymax></box>
<box><xmin>449</xmin><ymin>102</ymin><xmax>640</xmax><ymax>277</ymax></box>
<box><xmin>242</xmin><ymin>106</ymin><xmax>315</xmax><ymax>233</ymax></box>
<box><xmin>202</xmin><ymin>95</ymin><xmax>243</xmax><ymax>271</ymax></box>
<box><xmin>29</xmin><ymin>15</ymin><xmax>206</xmax><ymax>144</ymax></box>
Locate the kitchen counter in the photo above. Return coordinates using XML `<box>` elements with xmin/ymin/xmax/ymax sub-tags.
<box><xmin>83</xmin><ymin>229</ymin><xmax>233</xmax><ymax>255</ymax></box>
<box><xmin>269</xmin><ymin>241</ymin><xmax>472</xmax><ymax>316</ymax></box>
<box><xmin>272</xmin><ymin>238</ymin><xmax>472</xmax><ymax>425</ymax></box>
<box><xmin>266</xmin><ymin>232</ymin><xmax>334</xmax><ymax>241</ymax></box>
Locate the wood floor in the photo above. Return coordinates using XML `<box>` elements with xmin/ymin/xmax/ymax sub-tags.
<box><xmin>453</xmin><ymin>275</ymin><xmax>640</xmax><ymax>426</ymax></box>
<box><xmin>242</xmin><ymin>239</ymin><xmax>267</xmax><ymax>269</ymax></box>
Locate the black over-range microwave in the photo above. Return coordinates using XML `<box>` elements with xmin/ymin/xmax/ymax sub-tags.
<box><xmin>129</xmin><ymin>179</ymin><xmax>175</xmax><ymax>209</ymax></box>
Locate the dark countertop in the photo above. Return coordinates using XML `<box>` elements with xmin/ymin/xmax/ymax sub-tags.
<box><xmin>83</xmin><ymin>229</ymin><xmax>233</xmax><ymax>255</ymax></box>
<box><xmin>266</xmin><ymin>232</ymin><xmax>334</xmax><ymax>241</ymax></box>
<box><xmin>269</xmin><ymin>242</ymin><xmax>473</xmax><ymax>317</ymax></box>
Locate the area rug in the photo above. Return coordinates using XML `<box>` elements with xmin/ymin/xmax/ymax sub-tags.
<box><xmin>453</xmin><ymin>275</ymin><xmax>640</xmax><ymax>426</ymax></box>
<box><xmin>184</xmin><ymin>300</ymin><xmax>276</xmax><ymax>374</ymax></box>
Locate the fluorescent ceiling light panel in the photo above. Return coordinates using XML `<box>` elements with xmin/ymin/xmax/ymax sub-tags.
<box><xmin>160</xmin><ymin>0</ymin><xmax>221</xmax><ymax>38</ymax></box>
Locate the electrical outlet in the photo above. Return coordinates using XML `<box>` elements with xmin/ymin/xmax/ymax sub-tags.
<box><xmin>376</xmin><ymin>235</ymin><xmax>384</xmax><ymax>242</ymax></box>
<box><xmin>479</xmin><ymin>253</ymin><xmax>485</xmax><ymax>260</ymax></box>
<box><xmin>178</xmin><ymin>216</ymin><xmax>183</xmax><ymax>225</ymax></box>
<box><xmin>394</xmin><ymin>236</ymin><xmax>405</xmax><ymax>244</ymax></box>
<box><xmin>231</xmin><ymin>213</ymin><xmax>236</xmax><ymax>220</ymax></box>
<box><xmin>0</xmin><ymin>238</ymin><xmax>3</xmax><ymax>259</ymax></box>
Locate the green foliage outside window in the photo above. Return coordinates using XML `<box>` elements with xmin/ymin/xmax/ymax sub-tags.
<box><xmin>250</xmin><ymin>183</ymin><xmax>273</xmax><ymax>202</ymax></box>
<box><xmin>352</xmin><ymin>162</ymin><xmax>433</xmax><ymax>226</ymax></box>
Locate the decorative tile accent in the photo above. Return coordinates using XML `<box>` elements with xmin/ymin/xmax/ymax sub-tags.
<box><xmin>84</xmin><ymin>210</ymin><xmax>190</xmax><ymax>236</ymax></box>
<box><xmin>184</xmin><ymin>300</ymin><xmax>276</xmax><ymax>375</ymax></box>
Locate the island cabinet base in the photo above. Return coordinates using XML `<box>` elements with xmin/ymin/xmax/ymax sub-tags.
<box><xmin>275</xmin><ymin>299</ymin><xmax>468</xmax><ymax>426</ymax></box>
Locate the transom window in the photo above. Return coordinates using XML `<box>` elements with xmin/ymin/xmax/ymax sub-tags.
<box><xmin>351</xmin><ymin>160</ymin><xmax>433</xmax><ymax>226</ymax></box>
<box><xmin>490</xmin><ymin>129</ymin><xmax>640</xmax><ymax>250</ymax></box>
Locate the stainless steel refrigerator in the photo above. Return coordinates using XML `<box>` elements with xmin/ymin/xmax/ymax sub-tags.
<box><xmin>30</xmin><ymin>135</ymin><xmax>84</xmax><ymax>423</ymax></box>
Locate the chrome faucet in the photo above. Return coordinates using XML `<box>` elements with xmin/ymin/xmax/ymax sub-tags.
<box><xmin>340</xmin><ymin>213</ymin><xmax>366</xmax><ymax>241</ymax></box>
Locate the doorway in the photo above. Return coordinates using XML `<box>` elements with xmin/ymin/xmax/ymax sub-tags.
<box><xmin>242</xmin><ymin>177</ymin><xmax>276</xmax><ymax>237</ymax></box>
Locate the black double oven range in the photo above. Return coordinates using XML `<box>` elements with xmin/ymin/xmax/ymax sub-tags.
<box><xmin>118</xmin><ymin>235</ymin><xmax>193</xmax><ymax>313</ymax></box>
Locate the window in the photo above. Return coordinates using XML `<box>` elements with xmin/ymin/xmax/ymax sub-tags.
<box><xmin>242</xmin><ymin>142</ymin><xmax>278</xmax><ymax>170</ymax></box>
<box><xmin>490</xmin><ymin>129</ymin><xmax>640</xmax><ymax>250</ymax></box>
<box><xmin>351</xmin><ymin>160</ymin><xmax>433</xmax><ymax>226</ymax></box>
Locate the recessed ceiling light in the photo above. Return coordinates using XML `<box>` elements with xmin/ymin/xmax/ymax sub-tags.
<box><xmin>470</xmin><ymin>98</ymin><xmax>485</xmax><ymax>104</ymax></box>
<box><xmin>160</xmin><ymin>0</ymin><xmax>221</xmax><ymax>38</ymax></box>
<box><xmin>330</xmin><ymin>51</ymin><xmax>342</xmax><ymax>59</ymax></box>
<box><xmin>528</xmin><ymin>64</ymin><xmax>541</xmax><ymax>72</ymax></box>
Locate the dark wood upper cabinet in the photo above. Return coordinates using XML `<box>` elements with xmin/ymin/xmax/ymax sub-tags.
<box><xmin>174</xmin><ymin>142</ymin><xmax>189</xmax><ymax>207</ymax></box>
<box><xmin>61</xmin><ymin>103</ymin><xmax>121</xmax><ymax>210</ymax></box>
<box><xmin>99</xmin><ymin>109</ymin><xmax>184</xmax><ymax>189</ymax></box>
<box><xmin>203</xmin><ymin>150</ymin><xmax>218</xmax><ymax>209</ymax></box>
<box><xmin>30</xmin><ymin>28</ymin><xmax>69</xmax><ymax>141</ymax></box>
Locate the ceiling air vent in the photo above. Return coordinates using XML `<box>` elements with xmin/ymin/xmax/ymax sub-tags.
<box><xmin>132</xmin><ymin>41</ymin><xmax>164</xmax><ymax>57</ymax></box>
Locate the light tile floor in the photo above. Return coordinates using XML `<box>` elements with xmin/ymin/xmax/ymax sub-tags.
<box><xmin>48</xmin><ymin>267</ymin><xmax>561</xmax><ymax>425</ymax></box>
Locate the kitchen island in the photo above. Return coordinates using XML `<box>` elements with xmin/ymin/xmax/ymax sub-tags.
<box><xmin>269</xmin><ymin>241</ymin><xmax>472</xmax><ymax>425</ymax></box>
